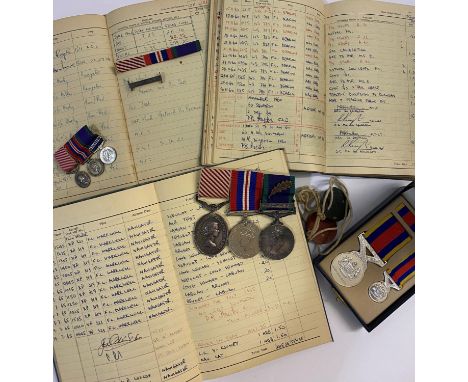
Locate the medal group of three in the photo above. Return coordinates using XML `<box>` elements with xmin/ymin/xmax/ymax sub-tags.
<box><xmin>193</xmin><ymin>168</ymin><xmax>297</xmax><ymax>261</ymax></box>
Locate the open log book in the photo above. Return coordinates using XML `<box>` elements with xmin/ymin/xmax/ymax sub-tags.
<box><xmin>53</xmin><ymin>0</ymin><xmax>210</xmax><ymax>207</ymax></box>
<box><xmin>53</xmin><ymin>150</ymin><xmax>332</xmax><ymax>382</ymax></box>
<box><xmin>203</xmin><ymin>0</ymin><xmax>415</xmax><ymax>177</ymax></box>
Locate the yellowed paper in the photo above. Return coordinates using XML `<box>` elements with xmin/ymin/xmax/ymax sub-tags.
<box><xmin>154</xmin><ymin>150</ymin><xmax>331</xmax><ymax>379</ymax></box>
<box><xmin>54</xmin><ymin>150</ymin><xmax>331</xmax><ymax>381</ymax></box>
<box><xmin>106</xmin><ymin>0</ymin><xmax>210</xmax><ymax>182</ymax></box>
<box><xmin>204</xmin><ymin>0</ymin><xmax>327</xmax><ymax>172</ymax></box>
<box><xmin>53</xmin><ymin>184</ymin><xmax>202</xmax><ymax>382</ymax></box>
<box><xmin>53</xmin><ymin>16</ymin><xmax>138</xmax><ymax>207</ymax></box>
<box><xmin>324</xmin><ymin>0</ymin><xmax>415</xmax><ymax>176</ymax></box>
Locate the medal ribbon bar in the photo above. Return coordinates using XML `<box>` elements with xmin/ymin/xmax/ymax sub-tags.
<box><xmin>198</xmin><ymin>168</ymin><xmax>232</xmax><ymax>199</ymax></box>
<box><xmin>363</xmin><ymin>204</ymin><xmax>414</xmax><ymax>262</ymax></box>
<box><xmin>115</xmin><ymin>40</ymin><xmax>202</xmax><ymax>73</ymax></box>
<box><xmin>229</xmin><ymin>170</ymin><xmax>264</xmax><ymax>212</ymax></box>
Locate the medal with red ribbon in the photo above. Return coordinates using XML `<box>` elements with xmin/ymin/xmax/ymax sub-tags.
<box><xmin>368</xmin><ymin>251</ymin><xmax>415</xmax><ymax>303</ymax></box>
<box><xmin>227</xmin><ymin>170</ymin><xmax>264</xmax><ymax>259</ymax></box>
<box><xmin>54</xmin><ymin>125</ymin><xmax>104</xmax><ymax>173</ymax></box>
<box><xmin>331</xmin><ymin>202</ymin><xmax>415</xmax><ymax>288</ymax></box>
<box><xmin>194</xmin><ymin>168</ymin><xmax>232</xmax><ymax>256</ymax></box>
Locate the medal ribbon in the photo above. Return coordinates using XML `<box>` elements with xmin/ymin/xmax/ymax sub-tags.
<box><xmin>198</xmin><ymin>168</ymin><xmax>232</xmax><ymax>199</ymax></box>
<box><xmin>229</xmin><ymin>170</ymin><xmax>264</xmax><ymax>212</ymax></box>
<box><xmin>54</xmin><ymin>125</ymin><xmax>104</xmax><ymax>173</ymax></box>
<box><xmin>115</xmin><ymin>40</ymin><xmax>202</xmax><ymax>73</ymax></box>
<box><xmin>388</xmin><ymin>251</ymin><xmax>415</xmax><ymax>288</ymax></box>
<box><xmin>364</xmin><ymin>204</ymin><xmax>414</xmax><ymax>262</ymax></box>
<box><xmin>260</xmin><ymin>174</ymin><xmax>295</xmax><ymax>211</ymax></box>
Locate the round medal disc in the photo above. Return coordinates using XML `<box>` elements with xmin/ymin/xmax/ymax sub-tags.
<box><xmin>86</xmin><ymin>158</ymin><xmax>105</xmax><ymax>176</ymax></box>
<box><xmin>228</xmin><ymin>219</ymin><xmax>261</xmax><ymax>259</ymax></box>
<box><xmin>194</xmin><ymin>213</ymin><xmax>228</xmax><ymax>256</ymax></box>
<box><xmin>330</xmin><ymin>251</ymin><xmax>366</xmax><ymax>287</ymax></box>
<box><xmin>100</xmin><ymin>146</ymin><xmax>117</xmax><ymax>164</ymax></box>
<box><xmin>74</xmin><ymin>171</ymin><xmax>91</xmax><ymax>188</ymax></box>
<box><xmin>368</xmin><ymin>281</ymin><xmax>388</xmax><ymax>303</ymax></box>
<box><xmin>259</xmin><ymin>223</ymin><xmax>295</xmax><ymax>260</ymax></box>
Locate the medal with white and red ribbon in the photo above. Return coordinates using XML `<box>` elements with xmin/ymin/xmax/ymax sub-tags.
<box><xmin>194</xmin><ymin>168</ymin><xmax>232</xmax><ymax>256</ymax></box>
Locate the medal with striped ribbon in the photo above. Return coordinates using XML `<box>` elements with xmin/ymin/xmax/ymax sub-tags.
<box><xmin>331</xmin><ymin>203</ymin><xmax>415</xmax><ymax>287</ymax></box>
<box><xmin>368</xmin><ymin>251</ymin><xmax>415</xmax><ymax>303</ymax></box>
<box><xmin>259</xmin><ymin>174</ymin><xmax>296</xmax><ymax>260</ymax></box>
<box><xmin>194</xmin><ymin>168</ymin><xmax>232</xmax><ymax>256</ymax></box>
<box><xmin>115</xmin><ymin>40</ymin><xmax>202</xmax><ymax>73</ymax></box>
<box><xmin>54</xmin><ymin>125</ymin><xmax>104</xmax><ymax>174</ymax></box>
<box><xmin>227</xmin><ymin>170</ymin><xmax>264</xmax><ymax>259</ymax></box>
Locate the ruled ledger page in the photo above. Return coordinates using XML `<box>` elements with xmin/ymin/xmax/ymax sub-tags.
<box><xmin>106</xmin><ymin>0</ymin><xmax>210</xmax><ymax>183</ymax></box>
<box><xmin>155</xmin><ymin>150</ymin><xmax>332</xmax><ymax>379</ymax></box>
<box><xmin>205</xmin><ymin>0</ymin><xmax>327</xmax><ymax>172</ymax></box>
<box><xmin>324</xmin><ymin>0</ymin><xmax>415</xmax><ymax>176</ymax></box>
<box><xmin>53</xmin><ymin>16</ymin><xmax>138</xmax><ymax>207</ymax></box>
<box><xmin>53</xmin><ymin>184</ymin><xmax>202</xmax><ymax>382</ymax></box>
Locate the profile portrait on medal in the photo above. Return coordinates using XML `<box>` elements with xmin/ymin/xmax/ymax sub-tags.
<box><xmin>197</xmin><ymin>217</ymin><xmax>227</xmax><ymax>254</ymax></box>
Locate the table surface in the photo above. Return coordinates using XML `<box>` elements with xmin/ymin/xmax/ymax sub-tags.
<box><xmin>53</xmin><ymin>1</ymin><xmax>415</xmax><ymax>381</ymax></box>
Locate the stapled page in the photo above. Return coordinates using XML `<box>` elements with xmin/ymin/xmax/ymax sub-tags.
<box><xmin>324</xmin><ymin>0</ymin><xmax>415</xmax><ymax>176</ymax></box>
<box><xmin>53</xmin><ymin>184</ymin><xmax>202</xmax><ymax>382</ymax></box>
<box><xmin>53</xmin><ymin>16</ymin><xmax>138</xmax><ymax>207</ymax></box>
<box><xmin>204</xmin><ymin>0</ymin><xmax>327</xmax><ymax>172</ymax></box>
<box><xmin>106</xmin><ymin>0</ymin><xmax>210</xmax><ymax>183</ymax></box>
<box><xmin>154</xmin><ymin>150</ymin><xmax>332</xmax><ymax>379</ymax></box>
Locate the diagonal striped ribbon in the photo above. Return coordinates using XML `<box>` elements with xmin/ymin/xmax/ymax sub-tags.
<box><xmin>229</xmin><ymin>170</ymin><xmax>264</xmax><ymax>212</ymax></box>
<box><xmin>388</xmin><ymin>251</ymin><xmax>415</xmax><ymax>288</ymax></box>
<box><xmin>198</xmin><ymin>168</ymin><xmax>232</xmax><ymax>199</ymax></box>
<box><xmin>364</xmin><ymin>204</ymin><xmax>414</xmax><ymax>262</ymax></box>
<box><xmin>115</xmin><ymin>40</ymin><xmax>202</xmax><ymax>73</ymax></box>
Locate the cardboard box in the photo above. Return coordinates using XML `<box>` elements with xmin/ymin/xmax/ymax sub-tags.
<box><xmin>314</xmin><ymin>183</ymin><xmax>415</xmax><ymax>332</ymax></box>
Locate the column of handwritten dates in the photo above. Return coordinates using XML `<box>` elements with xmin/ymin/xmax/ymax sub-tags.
<box><xmin>53</xmin><ymin>26</ymin><xmax>135</xmax><ymax>201</ymax></box>
<box><xmin>53</xmin><ymin>209</ymin><xmax>199</xmax><ymax>382</ymax></box>
<box><xmin>326</xmin><ymin>12</ymin><xmax>415</xmax><ymax>168</ymax></box>
<box><xmin>216</xmin><ymin>0</ymin><xmax>325</xmax><ymax>163</ymax></box>
<box><xmin>163</xmin><ymin>195</ymin><xmax>320</xmax><ymax>370</ymax></box>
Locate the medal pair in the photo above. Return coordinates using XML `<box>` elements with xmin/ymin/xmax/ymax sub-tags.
<box><xmin>194</xmin><ymin>168</ymin><xmax>296</xmax><ymax>260</ymax></box>
<box><xmin>330</xmin><ymin>203</ymin><xmax>415</xmax><ymax>298</ymax></box>
<box><xmin>54</xmin><ymin>125</ymin><xmax>117</xmax><ymax>188</ymax></box>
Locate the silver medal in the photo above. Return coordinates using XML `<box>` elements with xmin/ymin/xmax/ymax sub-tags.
<box><xmin>368</xmin><ymin>271</ymin><xmax>401</xmax><ymax>303</ymax></box>
<box><xmin>330</xmin><ymin>233</ymin><xmax>386</xmax><ymax>288</ymax></box>
<box><xmin>330</xmin><ymin>251</ymin><xmax>366</xmax><ymax>287</ymax></box>
<box><xmin>194</xmin><ymin>213</ymin><xmax>228</xmax><ymax>256</ymax></box>
<box><xmin>260</xmin><ymin>221</ymin><xmax>295</xmax><ymax>260</ymax></box>
<box><xmin>228</xmin><ymin>217</ymin><xmax>261</xmax><ymax>259</ymax></box>
<box><xmin>86</xmin><ymin>158</ymin><xmax>105</xmax><ymax>176</ymax></box>
<box><xmin>74</xmin><ymin>171</ymin><xmax>91</xmax><ymax>188</ymax></box>
<box><xmin>99</xmin><ymin>146</ymin><xmax>117</xmax><ymax>164</ymax></box>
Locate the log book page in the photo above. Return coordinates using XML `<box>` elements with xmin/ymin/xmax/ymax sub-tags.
<box><xmin>106</xmin><ymin>0</ymin><xmax>210</xmax><ymax>183</ymax></box>
<box><xmin>53</xmin><ymin>185</ymin><xmax>202</xmax><ymax>382</ymax></box>
<box><xmin>205</xmin><ymin>0</ymin><xmax>327</xmax><ymax>172</ymax></box>
<box><xmin>324</xmin><ymin>0</ymin><xmax>415</xmax><ymax>176</ymax></box>
<box><xmin>53</xmin><ymin>16</ymin><xmax>138</xmax><ymax>207</ymax></box>
<box><xmin>155</xmin><ymin>150</ymin><xmax>332</xmax><ymax>379</ymax></box>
